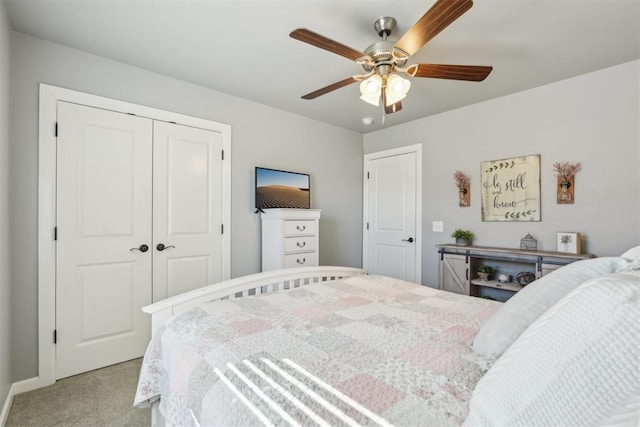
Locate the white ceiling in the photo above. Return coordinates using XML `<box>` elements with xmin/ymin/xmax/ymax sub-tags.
<box><xmin>5</xmin><ymin>0</ymin><xmax>640</xmax><ymax>133</ymax></box>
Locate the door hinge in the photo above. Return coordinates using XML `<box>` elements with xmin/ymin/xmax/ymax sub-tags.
<box><xmin>54</xmin><ymin>122</ymin><xmax>58</xmax><ymax>137</ymax></box>
<box><xmin>366</xmin><ymin>222</ymin><xmax>369</xmax><ymax>230</ymax></box>
<box><xmin>221</xmin><ymin>150</ymin><xmax>224</xmax><ymax>160</ymax></box>
<box><xmin>221</xmin><ymin>224</ymin><xmax>224</xmax><ymax>234</ymax></box>
<box><xmin>53</xmin><ymin>329</ymin><xmax>57</xmax><ymax>344</ymax></box>
<box><xmin>54</xmin><ymin>227</ymin><xmax>57</xmax><ymax>241</ymax></box>
<box><xmin>367</xmin><ymin>172</ymin><xmax>370</xmax><ymax>179</ymax></box>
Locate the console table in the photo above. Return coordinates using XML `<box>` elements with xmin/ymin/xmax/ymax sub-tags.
<box><xmin>437</xmin><ymin>244</ymin><xmax>594</xmax><ymax>301</ymax></box>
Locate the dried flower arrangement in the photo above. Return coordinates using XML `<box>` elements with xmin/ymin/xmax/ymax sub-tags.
<box><xmin>453</xmin><ymin>170</ymin><xmax>470</xmax><ymax>190</ymax></box>
<box><xmin>553</xmin><ymin>162</ymin><xmax>582</xmax><ymax>182</ymax></box>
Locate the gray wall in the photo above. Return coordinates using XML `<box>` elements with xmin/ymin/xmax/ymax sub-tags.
<box><xmin>9</xmin><ymin>32</ymin><xmax>363</xmax><ymax>381</ymax></box>
<box><xmin>364</xmin><ymin>61</ymin><xmax>640</xmax><ymax>287</ymax></box>
<box><xmin>0</xmin><ymin>0</ymin><xmax>11</xmax><ymax>409</ymax></box>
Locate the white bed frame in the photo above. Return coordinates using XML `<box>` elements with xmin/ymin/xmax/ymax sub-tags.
<box><xmin>143</xmin><ymin>266</ymin><xmax>366</xmax><ymax>337</ymax></box>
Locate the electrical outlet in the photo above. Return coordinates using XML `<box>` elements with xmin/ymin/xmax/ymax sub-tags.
<box><xmin>432</xmin><ymin>221</ymin><xmax>444</xmax><ymax>232</ymax></box>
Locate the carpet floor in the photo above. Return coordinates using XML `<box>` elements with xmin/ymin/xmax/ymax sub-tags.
<box><xmin>6</xmin><ymin>358</ymin><xmax>150</xmax><ymax>426</ymax></box>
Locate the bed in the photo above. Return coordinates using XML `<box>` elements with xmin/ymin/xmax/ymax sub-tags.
<box><xmin>134</xmin><ymin>254</ymin><xmax>640</xmax><ymax>426</ymax></box>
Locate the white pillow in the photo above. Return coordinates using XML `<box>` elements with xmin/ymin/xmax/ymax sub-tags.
<box><xmin>472</xmin><ymin>257</ymin><xmax>629</xmax><ymax>362</ymax></box>
<box><xmin>465</xmin><ymin>271</ymin><xmax>640</xmax><ymax>426</ymax></box>
<box><xmin>620</xmin><ymin>246</ymin><xmax>640</xmax><ymax>260</ymax></box>
<box><xmin>620</xmin><ymin>246</ymin><xmax>640</xmax><ymax>272</ymax></box>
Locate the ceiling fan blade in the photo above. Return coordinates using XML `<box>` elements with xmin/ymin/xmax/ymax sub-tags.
<box><xmin>290</xmin><ymin>29</ymin><xmax>367</xmax><ymax>62</ymax></box>
<box><xmin>393</xmin><ymin>0</ymin><xmax>473</xmax><ymax>58</ymax></box>
<box><xmin>385</xmin><ymin>101</ymin><xmax>403</xmax><ymax>114</ymax></box>
<box><xmin>413</xmin><ymin>63</ymin><xmax>492</xmax><ymax>81</ymax></box>
<box><xmin>301</xmin><ymin>77</ymin><xmax>358</xmax><ymax>100</ymax></box>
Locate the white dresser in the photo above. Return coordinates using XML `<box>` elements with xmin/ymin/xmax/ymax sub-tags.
<box><xmin>261</xmin><ymin>208</ymin><xmax>321</xmax><ymax>271</ymax></box>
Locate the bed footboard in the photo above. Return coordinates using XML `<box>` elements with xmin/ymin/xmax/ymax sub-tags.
<box><xmin>143</xmin><ymin>266</ymin><xmax>366</xmax><ymax>337</ymax></box>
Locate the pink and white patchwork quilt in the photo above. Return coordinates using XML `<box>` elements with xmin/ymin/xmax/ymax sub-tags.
<box><xmin>134</xmin><ymin>275</ymin><xmax>499</xmax><ymax>426</ymax></box>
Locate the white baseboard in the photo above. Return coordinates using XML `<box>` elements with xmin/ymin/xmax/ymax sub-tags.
<box><xmin>0</xmin><ymin>377</ymin><xmax>44</xmax><ymax>426</ymax></box>
<box><xmin>1</xmin><ymin>384</ymin><xmax>15</xmax><ymax>427</ymax></box>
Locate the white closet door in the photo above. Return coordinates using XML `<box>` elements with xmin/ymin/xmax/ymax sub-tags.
<box><xmin>152</xmin><ymin>121</ymin><xmax>224</xmax><ymax>301</ymax></box>
<box><xmin>56</xmin><ymin>102</ymin><xmax>152</xmax><ymax>379</ymax></box>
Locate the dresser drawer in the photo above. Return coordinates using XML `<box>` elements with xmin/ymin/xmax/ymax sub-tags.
<box><xmin>284</xmin><ymin>252</ymin><xmax>318</xmax><ymax>268</ymax></box>
<box><xmin>284</xmin><ymin>220</ymin><xmax>317</xmax><ymax>236</ymax></box>
<box><xmin>284</xmin><ymin>236</ymin><xmax>317</xmax><ymax>253</ymax></box>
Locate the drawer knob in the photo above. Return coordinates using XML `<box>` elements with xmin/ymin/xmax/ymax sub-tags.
<box><xmin>296</xmin><ymin>241</ymin><xmax>306</xmax><ymax>248</ymax></box>
<box><xmin>296</xmin><ymin>225</ymin><xmax>306</xmax><ymax>231</ymax></box>
<box><xmin>297</xmin><ymin>258</ymin><xmax>306</xmax><ymax>264</ymax></box>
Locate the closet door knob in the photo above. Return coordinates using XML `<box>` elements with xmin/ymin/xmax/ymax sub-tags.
<box><xmin>402</xmin><ymin>237</ymin><xmax>414</xmax><ymax>243</ymax></box>
<box><xmin>156</xmin><ymin>243</ymin><xmax>176</xmax><ymax>251</ymax></box>
<box><xmin>130</xmin><ymin>244</ymin><xmax>149</xmax><ymax>253</ymax></box>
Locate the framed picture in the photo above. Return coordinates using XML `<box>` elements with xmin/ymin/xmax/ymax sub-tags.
<box><xmin>480</xmin><ymin>154</ymin><xmax>541</xmax><ymax>222</ymax></box>
<box><xmin>557</xmin><ymin>232</ymin><xmax>581</xmax><ymax>254</ymax></box>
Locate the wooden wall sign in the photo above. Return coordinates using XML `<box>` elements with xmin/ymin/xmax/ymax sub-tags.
<box><xmin>481</xmin><ymin>154</ymin><xmax>541</xmax><ymax>222</ymax></box>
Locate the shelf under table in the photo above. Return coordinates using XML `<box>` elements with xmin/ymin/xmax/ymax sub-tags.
<box><xmin>471</xmin><ymin>279</ymin><xmax>523</xmax><ymax>293</ymax></box>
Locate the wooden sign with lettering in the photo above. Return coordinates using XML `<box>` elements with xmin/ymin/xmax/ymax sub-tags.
<box><xmin>481</xmin><ymin>154</ymin><xmax>541</xmax><ymax>222</ymax></box>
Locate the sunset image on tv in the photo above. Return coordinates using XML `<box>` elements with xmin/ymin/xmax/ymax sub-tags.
<box><xmin>256</xmin><ymin>168</ymin><xmax>310</xmax><ymax>209</ymax></box>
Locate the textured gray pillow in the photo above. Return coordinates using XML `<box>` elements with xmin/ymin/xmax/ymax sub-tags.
<box><xmin>471</xmin><ymin>257</ymin><xmax>629</xmax><ymax>363</ymax></box>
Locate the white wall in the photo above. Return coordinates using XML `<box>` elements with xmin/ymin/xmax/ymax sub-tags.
<box><xmin>0</xmin><ymin>0</ymin><xmax>11</xmax><ymax>410</ymax></box>
<box><xmin>365</xmin><ymin>61</ymin><xmax>640</xmax><ymax>287</ymax></box>
<box><xmin>9</xmin><ymin>32</ymin><xmax>364</xmax><ymax>381</ymax></box>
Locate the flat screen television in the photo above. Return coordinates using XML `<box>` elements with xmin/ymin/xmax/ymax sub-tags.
<box><xmin>255</xmin><ymin>167</ymin><xmax>310</xmax><ymax>210</ymax></box>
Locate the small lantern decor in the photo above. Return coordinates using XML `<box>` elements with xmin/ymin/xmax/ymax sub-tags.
<box><xmin>520</xmin><ymin>233</ymin><xmax>538</xmax><ymax>251</ymax></box>
<box><xmin>553</xmin><ymin>161</ymin><xmax>581</xmax><ymax>204</ymax></box>
<box><xmin>453</xmin><ymin>170</ymin><xmax>470</xmax><ymax>207</ymax></box>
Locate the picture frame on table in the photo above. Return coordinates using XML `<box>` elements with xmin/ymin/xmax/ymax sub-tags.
<box><xmin>557</xmin><ymin>232</ymin><xmax>581</xmax><ymax>254</ymax></box>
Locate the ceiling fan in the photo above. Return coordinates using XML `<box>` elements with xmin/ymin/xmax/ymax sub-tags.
<box><xmin>290</xmin><ymin>0</ymin><xmax>492</xmax><ymax>115</ymax></box>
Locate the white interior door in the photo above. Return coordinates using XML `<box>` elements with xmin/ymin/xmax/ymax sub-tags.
<box><xmin>56</xmin><ymin>102</ymin><xmax>152</xmax><ymax>379</ymax></box>
<box><xmin>152</xmin><ymin>121</ymin><xmax>224</xmax><ymax>301</ymax></box>
<box><xmin>364</xmin><ymin>146</ymin><xmax>421</xmax><ymax>282</ymax></box>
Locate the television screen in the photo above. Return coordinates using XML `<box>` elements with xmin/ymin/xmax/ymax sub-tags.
<box><xmin>255</xmin><ymin>167</ymin><xmax>310</xmax><ymax>209</ymax></box>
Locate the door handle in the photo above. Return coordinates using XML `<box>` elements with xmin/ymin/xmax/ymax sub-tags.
<box><xmin>156</xmin><ymin>243</ymin><xmax>176</xmax><ymax>252</ymax></box>
<box><xmin>402</xmin><ymin>237</ymin><xmax>414</xmax><ymax>243</ymax></box>
<box><xmin>130</xmin><ymin>244</ymin><xmax>149</xmax><ymax>253</ymax></box>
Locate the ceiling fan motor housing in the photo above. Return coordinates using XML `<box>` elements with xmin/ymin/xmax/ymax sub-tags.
<box><xmin>363</xmin><ymin>40</ymin><xmax>408</xmax><ymax>72</ymax></box>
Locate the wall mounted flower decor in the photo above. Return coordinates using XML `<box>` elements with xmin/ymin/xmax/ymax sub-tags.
<box><xmin>553</xmin><ymin>161</ymin><xmax>581</xmax><ymax>204</ymax></box>
<box><xmin>453</xmin><ymin>170</ymin><xmax>470</xmax><ymax>207</ymax></box>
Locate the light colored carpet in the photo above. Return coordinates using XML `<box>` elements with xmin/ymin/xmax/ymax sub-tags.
<box><xmin>6</xmin><ymin>358</ymin><xmax>150</xmax><ymax>426</ymax></box>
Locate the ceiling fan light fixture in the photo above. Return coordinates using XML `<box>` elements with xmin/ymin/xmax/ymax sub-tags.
<box><xmin>385</xmin><ymin>74</ymin><xmax>411</xmax><ymax>106</ymax></box>
<box><xmin>359</xmin><ymin>74</ymin><xmax>382</xmax><ymax>106</ymax></box>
